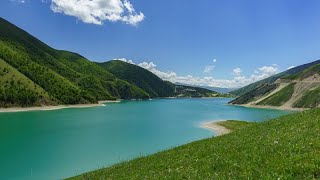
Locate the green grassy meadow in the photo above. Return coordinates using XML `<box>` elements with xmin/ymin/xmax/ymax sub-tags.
<box><xmin>70</xmin><ymin>109</ymin><xmax>320</xmax><ymax>179</ymax></box>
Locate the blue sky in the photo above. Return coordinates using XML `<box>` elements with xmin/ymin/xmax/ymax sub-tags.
<box><xmin>1</xmin><ymin>0</ymin><xmax>320</xmax><ymax>88</ymax></box>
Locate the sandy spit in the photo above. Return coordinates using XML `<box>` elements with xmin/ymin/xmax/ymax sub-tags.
<box><xmin>231</xmin><ymin>104</ymin><xmax>306</xmax><ymax>112</ymax></box>
<box><xmin>0</xmin><ymin>100</ymin><xmax>121</xmax><ymax>113</ymax></box>
<box><xmin>200</xmin><ymin>121</ymin><xmax>231</xmax><ymax>136</ymax></box>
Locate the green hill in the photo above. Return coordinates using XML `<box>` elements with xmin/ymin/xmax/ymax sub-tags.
<box><xmin>0</xmin><ymin>17</ymin><xmax>151</xmax><ymax>107</ymax></box>
<box><xmin>98</xmin><ymin>60</ymin><xmax>175</xmax><ymax>97</ymax></box>
<box><xmin>229</xmin><ymin>60</ymin><xmax>320</xmax><ymax>109</ymax></box>
<box><xmin>0</xmin><ymin>58</ymin><xmax>55</xmax><ymax>107</ymax></box>
<box><xmin>70</xmin><ymin>108</ymin><xmax>320</xmax><ymax>179</ymax></box>
<box><xmin>99</xmin><ymin>60</ymin><xmax>223</xmax><ymax>98</ymax></box>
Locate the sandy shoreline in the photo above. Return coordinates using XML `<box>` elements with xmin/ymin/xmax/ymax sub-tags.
<box><xmin>200</xmin><ymin>120</ymin><xmax>231</xmax><ymax>136</ymax></box>
<box><xmin>0</xmin><ymin>100</ymin><xmax>121</xmax><ymax>113</ymax></box>
<box><xmin>231</xmin><ymin>104</ymin><xmax>306</xmax><ymax>112</ymax></box>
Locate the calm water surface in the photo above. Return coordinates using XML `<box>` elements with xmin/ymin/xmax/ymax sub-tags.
<box><xmin>0</xmin><ymin>98</ymin><xmax>291</xmax><ymax>179</ymax></box>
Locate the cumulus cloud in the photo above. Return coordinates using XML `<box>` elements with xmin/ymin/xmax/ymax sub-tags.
<box><xmin>113</xmin><ymin>59</ymin><xmax>280</xmax><ymax>88</ymax></box>
<box><xmin>139</xmin><ymin>62</ymin><xmax>279</xmax><ymax>88</ymax></box>
<box><xmin>50</xmin><ymin>0</ymin><xmax>145</xmax><ymax>25</ymax></box>
<box><xmin>258</xmin><ymin>65</ymin><xmax>278</xmax><ymax>76</ymax></box>
<box><xmin>114</xmin><ymin>58</ymin><xmax>134</xmax><ymax>64</ymax></box>
<box><xmin>138</xmin><ymin>62</ymin><xmax>178</xmax><ymax>80</ymax></box>
<box><xmin>233</xmin><ymin>68</ymin><xmax>242</xmax><ymax>77</ymax></box>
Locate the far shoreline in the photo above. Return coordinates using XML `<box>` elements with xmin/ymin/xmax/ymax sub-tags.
<box><xmin>229</xmin><ymin>104</ymin><xmax>306</xmax><ymax>112</ymax></box>
<box><xmin>0</xmin><ymin>100</ymin><xmax>121</xmax><ymax>113</ymax></box>
<box><xmin>0</xmin><ymin>97</ymin><xmax>229</xmax><ymax>113</ymax></box>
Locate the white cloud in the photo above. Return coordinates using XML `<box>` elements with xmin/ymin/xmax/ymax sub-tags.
<box><xmin>203</xmin><ymin>65</ymin><xmax>215</xmax><ymax>73</ymax></box>
<box><xmin>113</xmin><ymin>59</ymin><xmax>280</xmax><ymax>88</ymax></box>
<box><xmin>114</xmin><ymin>58</ymin><xmax>134</xmax><ymax>64</ymax></box>
<box><xmin>138</xmin><ymin>62</ymin><xmax>178</xmax><ymax>80</ymax></box>
<box><xmin>258</xmin><ymin>65</ymin><xmax>278</xmax><ymax>76</ymax></box>
<box><xmin>287</xmin><ymin>65</ymin><xmax>296</xmax><ymax>70</ymax></box>
<box><xmin>203</xmin><ymin>59</ymin><xmax>217</xmax><ymax>73</ymax></box>
<box><xmin>233</xmin><ymin>68</ymin><xmax>242</xmax><ymax>77</ymax></box>
<box><xmin>50</xmin><ymin>0</ymin><xmax>145</xmax><ymax>25</ymax></box>
<box><xmin>139</xmin><ymin>62</ymin><xmax>279</xmax><ymax>88</ymax></box>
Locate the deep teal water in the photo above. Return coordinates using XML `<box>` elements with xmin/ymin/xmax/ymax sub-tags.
<box><xmin>0</xmin><ymin>98</ymin><xmax>291</xmax><ymax>180</ymax></box>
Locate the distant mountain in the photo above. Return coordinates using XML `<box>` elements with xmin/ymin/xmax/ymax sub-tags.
<box><xmin>174</xmin><ymin>83</ymin><xmax>236</xmax><ymax>94</ymax></box>
<box><xmin>230</xmin><ymin>60</ymin><xmax>320</xmax><ymax>96</ymax></box>
<box><xmin>98</xmin><ymin>60</ymin><xmax>175</xmax><ymax>98</ymax></box>
<box><xmin>174</xmin><ymin>85</ymin><xmax>222</xmax><ymax>98</ymax></box>
<box><xmin>0</xmin><ymin>17</ymin><xmax>223</xmax><ymax>108</ymax></box>
<box><xmin>229</xmin><ymin>60</ymin><xmax>320</xmax><ymax>109</ymax></box>
<box><xmin>100</xmin><ymin>60</ymin><xmax>222</xmax><ymax>98</ymax></box>
<box><xmin>198</xmin><ymin>86</ymin><xmax>236</xmax><ymax>94</ymax></box>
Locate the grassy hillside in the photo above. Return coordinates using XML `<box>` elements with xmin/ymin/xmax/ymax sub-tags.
<box><xmin>257</xmin><ymin>83</ymin><xmax>295</xmax><ymax>106</ymax></box>
<box><xmin>229</xmin><ymin>84</ymin><xmax>277</xmax><ymax>104</ymax></box>
<box><xmin>230</xmin><ymin>60</ymin><xmax>320</xmax><ymax>96</ymax></box>
<box><xmin>71</xmin><ymin>109</ymin><xmax>320</xmax><ymax>179</ymax></box>
<box><xmin>293</xmin><ymin>87</ymin><xmax>320</xmax><ymax>108</ymax></box>
<box><xmin>0</xmin><ymin>17</ymin><xmax>151</xmax><ymax>106</ymax></box>
<box><xmin>0</xmin><ymin>58</ymin><xmax>55</xmax><ymax>107</ymax></box>
<box><xmin>284</xmin><ymin>64</ymin><xmax>320</xmax><ymax>80</ymax></box>
<box><xmin>98</xmin><ymin>60</ymin><xmax>175</xmax><ymax>97</ymax></box>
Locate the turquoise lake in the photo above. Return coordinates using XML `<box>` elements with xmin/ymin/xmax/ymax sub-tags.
<box><xmin>0</xmin><ymin>98</ymin><xmax>291</xmax><ymax>180</ymax></box>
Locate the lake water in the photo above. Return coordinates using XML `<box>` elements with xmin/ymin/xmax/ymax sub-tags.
<box><xmin>0</xmin><ymin>98</ymin><xmax>291</xmax><ymax>180</ymax></box>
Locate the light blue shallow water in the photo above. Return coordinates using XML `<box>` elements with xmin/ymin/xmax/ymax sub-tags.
<box><xmin>0</xmin><ymin>98</ymin><xmax>291</xmax><ymax>179</ymax></box>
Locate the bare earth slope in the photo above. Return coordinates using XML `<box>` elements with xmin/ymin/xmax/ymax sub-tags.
<box><xmin>230</xmin><ymin>69</ymin><xmax>320</xmax><ymax>110</ymax></box>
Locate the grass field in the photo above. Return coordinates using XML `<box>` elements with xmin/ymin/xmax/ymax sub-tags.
<box><xmin>216</xmin><ymin>120</ymin><xmax>254</xmax><ymax>131</ymax></box>
<box><xmin>70</xmin><ymin>109</ymin><xmax>320</xmax><ymax>179</ymax></box>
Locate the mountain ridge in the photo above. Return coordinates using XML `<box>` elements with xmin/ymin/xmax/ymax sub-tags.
<box><xmin>0</xmin><ymin>17</ymin><xmax>220</xmax><ymax>108</ymax></box>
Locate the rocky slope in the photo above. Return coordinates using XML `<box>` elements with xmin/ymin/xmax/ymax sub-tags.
<box><xmin>229</xmin><ymin>61</ymin><xmax>320</xmax><ymax>109</ymax></box>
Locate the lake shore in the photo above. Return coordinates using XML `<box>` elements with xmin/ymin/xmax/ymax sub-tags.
<box><xmin>200</xmin><ymin>120</ymin><xmax>231</xmax><ymax>136</ymax></box>
<box><xmin>0</xmin><ymin>100</ymin><xmax>121</xmax><ymax>113</ymax></box>
<box><xmin>231</xmin><ymin>104</ymin><xmax>306</xmax><ymax>111</ymax></box>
